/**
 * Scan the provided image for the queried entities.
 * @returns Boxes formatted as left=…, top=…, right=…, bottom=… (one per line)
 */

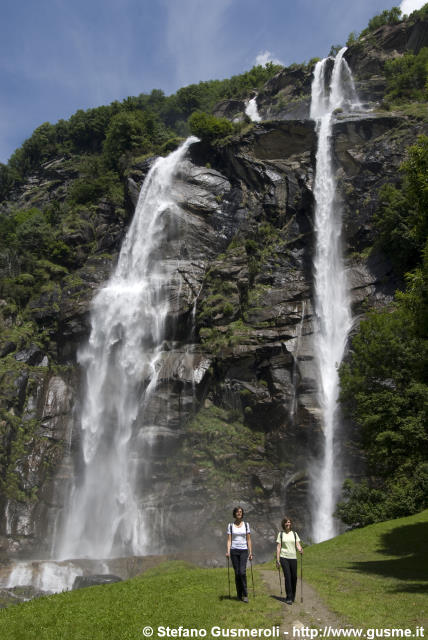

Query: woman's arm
left=276, top=542, right=281, bottom=566
left=226, top=533, right=231, bottom=557
left=297, top=540, right=303, bottom=554
left=247, top=533, right=253, bottom=560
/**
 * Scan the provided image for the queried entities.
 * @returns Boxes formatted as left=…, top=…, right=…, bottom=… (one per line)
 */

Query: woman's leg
left=230, top=551, right=241, bottom=598
left=280, top=557, right=293, bottom=601
left=289, top=559, right=298, bottom=601
left=237, top=550, right=248, bottom=597
left=230, top=550, right=248, bottom=599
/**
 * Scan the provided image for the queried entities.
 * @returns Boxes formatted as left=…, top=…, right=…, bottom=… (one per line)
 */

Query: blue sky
left=0, top=0, right=424, bottom=164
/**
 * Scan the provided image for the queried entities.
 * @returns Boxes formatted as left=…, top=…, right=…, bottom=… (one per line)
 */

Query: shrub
left=346, top=32, right=359, bottom=47
left=374, top=136, right=428, bottom=275
left=361, top=7, right=402, bottom=37
left=8, top=122, right=59, bottom=180
left=103, top=111, right=152, bottom=169
left=329, top=45, right=343, bottom=57
left=385, top=48, right=428, bottom=102
left=338, top=137, right=428, bottom=529
left=0, top=164, right=13, bottom=200
left=15, top=210, right=53, bottom=256
left=188, top=111, right=234, bottom=142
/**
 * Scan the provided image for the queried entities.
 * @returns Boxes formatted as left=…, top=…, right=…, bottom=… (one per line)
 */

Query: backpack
left=229, top=522, right=249, bottom=535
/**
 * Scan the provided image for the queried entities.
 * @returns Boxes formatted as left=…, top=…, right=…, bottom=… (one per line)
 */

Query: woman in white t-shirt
left=226, top=506, right=253, bottom=602
left=276, top=516, right=303, bottom=605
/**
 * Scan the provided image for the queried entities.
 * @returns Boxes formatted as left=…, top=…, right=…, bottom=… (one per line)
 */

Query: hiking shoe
left=285, top=598, right=292, bottom=605
left=242, top=596, right=249, bottom=603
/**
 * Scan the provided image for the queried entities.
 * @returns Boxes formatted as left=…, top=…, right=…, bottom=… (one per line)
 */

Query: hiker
left=226, top=506, right=253, bottom=602
left=276, top=516, right=303, bottom=605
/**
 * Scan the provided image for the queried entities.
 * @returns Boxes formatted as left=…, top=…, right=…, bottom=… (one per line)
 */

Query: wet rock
left=0, top=342, right=16, bottom=358
left=126, top=176, right=141, bottom=209
left=72, top=574, right=122, bottom=590
left=213, top=99, right=246, bottom=121
left=28, top=285, right=61, bottom=323
left=345, top=18, right=428, bottom=81
left=0, top=585, right=45, bottom=608
left=14, top=344, right=45, bottom=366
left=257, top=65, right=313, bottom=120
left=247, top=121, right=316, bottom=160
left=1, top=16, right=427, bottom=558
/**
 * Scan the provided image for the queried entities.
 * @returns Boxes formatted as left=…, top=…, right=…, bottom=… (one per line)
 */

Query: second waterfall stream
left=310, top=48, right=360, bottom=542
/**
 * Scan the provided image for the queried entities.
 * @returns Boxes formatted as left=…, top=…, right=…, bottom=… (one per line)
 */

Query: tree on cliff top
left=188, top=111, right=234, bottom=143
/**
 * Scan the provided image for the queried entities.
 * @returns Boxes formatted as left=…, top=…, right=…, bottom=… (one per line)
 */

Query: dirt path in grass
left=259, top=569, right=349, bottom=635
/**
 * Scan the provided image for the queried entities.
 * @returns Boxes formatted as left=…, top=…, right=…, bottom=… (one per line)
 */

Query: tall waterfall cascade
left=245, top=96, right=261, bottom=122
left=310, top=48, right=360, bottom=542
left=54, top=136, right=199, bottom=561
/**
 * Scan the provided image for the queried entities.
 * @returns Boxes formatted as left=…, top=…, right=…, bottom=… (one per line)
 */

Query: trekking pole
left=277, top=562, right=283, bottom=595
left=250, top=558, right=255, bottom=598
left=227, top=556, right=231, bottom=599
left=300, top=552, right=303, bottom=603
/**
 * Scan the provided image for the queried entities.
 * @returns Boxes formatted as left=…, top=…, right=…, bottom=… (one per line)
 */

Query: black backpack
left=229, top=522, right=249, bottom=535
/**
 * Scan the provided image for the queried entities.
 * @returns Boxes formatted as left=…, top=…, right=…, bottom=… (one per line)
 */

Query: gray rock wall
left=1, top=16, right=427, bottom=559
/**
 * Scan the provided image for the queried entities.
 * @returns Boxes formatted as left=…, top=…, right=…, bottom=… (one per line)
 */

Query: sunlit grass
left=302, top=510, right=428, bottom=627
left=0, top=561, right=282, bottom=640
left=1, top=512, right=427, bottom=638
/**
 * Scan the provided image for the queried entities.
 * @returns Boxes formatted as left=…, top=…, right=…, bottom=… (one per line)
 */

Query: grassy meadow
left=0, top=560, right=282, bottom=640
left=0, top=510, right=426, bottom=639
left=302, top=509, right=428, bottom=628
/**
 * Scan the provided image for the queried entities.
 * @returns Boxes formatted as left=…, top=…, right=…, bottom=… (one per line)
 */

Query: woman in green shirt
left=276, top=516, right=303, bottom=604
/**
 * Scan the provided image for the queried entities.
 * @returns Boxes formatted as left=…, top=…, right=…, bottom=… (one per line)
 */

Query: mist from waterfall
left=310, top=48, right=359, bottom=542
left=55, top=137, right=198, bottom=561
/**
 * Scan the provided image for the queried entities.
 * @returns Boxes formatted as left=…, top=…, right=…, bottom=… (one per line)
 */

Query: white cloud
left=255, top=50, right=284, bottom=67
left=400, top=0, right=426, bottom=15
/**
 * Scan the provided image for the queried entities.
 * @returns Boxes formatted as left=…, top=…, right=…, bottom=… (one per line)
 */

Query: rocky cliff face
left=0, top=16, right=427, bottom=562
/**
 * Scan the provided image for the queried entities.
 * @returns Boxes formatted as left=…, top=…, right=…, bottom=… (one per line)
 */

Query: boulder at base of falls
left=72, top=574, right=123, bottom=590
left=0, top=586, right=46, bottom=608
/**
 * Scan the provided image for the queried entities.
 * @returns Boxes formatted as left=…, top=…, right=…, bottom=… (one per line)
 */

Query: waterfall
left=310, top=48, right=358, bottom=542
left=245, top=96, right=261, bottom=122
left=290, top=301, right=306, bottom=422
left=6, top=561, right=82, bottom=592
left=56, top=137, right=198, bottom=560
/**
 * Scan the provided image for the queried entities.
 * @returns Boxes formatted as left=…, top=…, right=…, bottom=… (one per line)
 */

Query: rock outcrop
left=0, top=14, right=427, bottom=563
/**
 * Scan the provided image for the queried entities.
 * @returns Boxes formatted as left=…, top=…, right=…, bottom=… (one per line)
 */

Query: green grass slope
left=303, top=509, right=428, bottom=628
left=0, top=511, right=426, bottom=639
left=0, top=561, right=282, bottom=640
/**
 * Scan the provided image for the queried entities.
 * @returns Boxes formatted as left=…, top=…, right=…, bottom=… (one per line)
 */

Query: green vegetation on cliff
left=188, top=111, right=234, bottom=143
left=0, top=62, right=281, bottom=198
left=385, top=47, right=428, bottom=104
left=171, top=403, right=281, bottom=500
left=360, top=6, right=402, bottom=37
left=337, top=137, right=428, bottom=527
left=0, top=3, right=427, bottom=544
left=349, top=3, right=428, bottom=43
